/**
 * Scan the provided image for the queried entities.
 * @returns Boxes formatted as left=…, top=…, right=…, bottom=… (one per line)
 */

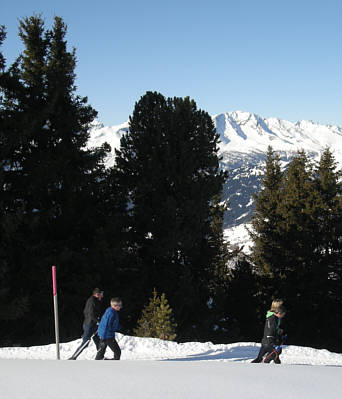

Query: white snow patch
left=224, top=223, right=252, bottom=253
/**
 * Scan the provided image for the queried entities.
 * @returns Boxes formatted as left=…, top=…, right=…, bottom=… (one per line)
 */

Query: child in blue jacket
left=95, top=297, right=123, bottom=360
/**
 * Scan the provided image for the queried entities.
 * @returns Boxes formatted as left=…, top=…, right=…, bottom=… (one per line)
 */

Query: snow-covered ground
left=1, top=335, right=342, bottom=398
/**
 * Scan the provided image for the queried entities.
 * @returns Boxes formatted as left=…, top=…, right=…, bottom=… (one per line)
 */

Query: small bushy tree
left=134, top=289, right=177, bottom=341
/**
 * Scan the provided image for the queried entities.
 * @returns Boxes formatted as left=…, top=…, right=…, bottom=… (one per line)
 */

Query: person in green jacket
left=251, top=300, right=286, bottom=364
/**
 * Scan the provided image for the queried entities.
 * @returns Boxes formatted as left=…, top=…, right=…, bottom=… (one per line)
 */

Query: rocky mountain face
left=88, top=111, right=342, bottom=230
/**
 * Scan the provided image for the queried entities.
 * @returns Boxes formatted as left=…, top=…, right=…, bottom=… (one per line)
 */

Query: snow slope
left=1, top=335, right=342, bottom=399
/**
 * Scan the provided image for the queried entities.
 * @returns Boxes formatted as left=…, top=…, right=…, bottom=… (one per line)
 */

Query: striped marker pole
left=52, top=266, right=60, bottom=360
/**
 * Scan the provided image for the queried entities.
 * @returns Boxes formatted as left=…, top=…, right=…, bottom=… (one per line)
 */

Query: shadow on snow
left=161, top=345, right=258, bottom=362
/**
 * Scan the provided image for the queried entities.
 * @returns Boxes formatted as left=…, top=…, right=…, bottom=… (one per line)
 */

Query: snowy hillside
left=87, top=111, right=342, bottom=244
left=1, top=335, right=342, bottom=399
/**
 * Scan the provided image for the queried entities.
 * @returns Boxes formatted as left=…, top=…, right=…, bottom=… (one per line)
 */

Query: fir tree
left=115, top=92, right=228, bottom=340
left=204, top=193, right=236, bottom=342
left=311, top=148, right=342, bottom=350
left=134, top=288, right=177, bottom=341
left=0, top=26, right=31, bottom=334
left=314, top=148, right=342, bottom=265
left=0, top=16, right=111, bottom=344
left=277, top=151, right=317, bottom=278
left=249, top=146, right=284, bottom=277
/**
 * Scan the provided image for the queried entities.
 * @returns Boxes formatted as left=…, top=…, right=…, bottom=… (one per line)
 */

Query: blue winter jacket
left=97, top=306, right=120, bottom=339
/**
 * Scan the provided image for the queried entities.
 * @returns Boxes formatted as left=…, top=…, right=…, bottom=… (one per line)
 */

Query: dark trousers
left=70, top=323, right=99, bottom=360
left=95, top=338, right=121, bottom=360
left=251, top=344, right=281, bottom=364
left=81, top=323, right=100, bottom=348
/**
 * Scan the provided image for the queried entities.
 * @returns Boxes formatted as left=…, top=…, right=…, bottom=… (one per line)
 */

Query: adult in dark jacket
left=69, top=288, right=104, bottom=360
left=95, top=297, right=122, bottom=360
left=251, top=305, right=286, bottom=363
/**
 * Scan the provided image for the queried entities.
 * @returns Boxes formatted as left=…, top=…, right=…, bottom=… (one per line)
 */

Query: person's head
left=110, top=297, right=123, bottom=311
left=270, top=299, right=284, bottom=313
left=274, top=305, right=286, bottom=318
left=93, top=288, right=104, bottom=300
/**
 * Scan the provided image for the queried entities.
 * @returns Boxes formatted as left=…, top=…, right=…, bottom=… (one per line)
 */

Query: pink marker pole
left=52, top=266, right=60, bottom=359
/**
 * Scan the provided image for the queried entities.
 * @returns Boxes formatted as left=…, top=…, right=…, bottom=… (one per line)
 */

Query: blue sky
left=1, top=0, right=341, bottom=126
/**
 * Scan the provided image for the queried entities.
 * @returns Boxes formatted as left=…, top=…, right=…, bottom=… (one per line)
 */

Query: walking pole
left=52, top=265, right=60, bottom=360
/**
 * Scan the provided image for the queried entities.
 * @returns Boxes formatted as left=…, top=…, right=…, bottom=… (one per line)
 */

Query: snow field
left=1, top=335, right=342, bottom=399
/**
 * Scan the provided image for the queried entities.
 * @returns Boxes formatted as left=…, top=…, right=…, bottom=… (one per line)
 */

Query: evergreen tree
left=249, top=146, right=284, bottom=278
left=314, top=148, right=342, bottom=268
left=277, top=151, right=317, bottom=278
left=204, top=193, right=236, bottom=342
left=256, top=151, right=317, bottom=345
left=0, top=16, right=111, bottom=345
left=115, top=92, right=228, bottom=340
left=311, top=148, right=342, bottom=350
left=134, top=288, right=177, bottom=340
left=0, top=26, right=31, bottom=335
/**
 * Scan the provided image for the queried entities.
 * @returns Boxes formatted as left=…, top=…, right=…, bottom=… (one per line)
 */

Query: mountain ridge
left=88, top=111, right=342, bottom=230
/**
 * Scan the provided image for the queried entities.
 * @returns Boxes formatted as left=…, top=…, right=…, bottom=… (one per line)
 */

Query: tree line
left=1, top=16, right=341, bottom=352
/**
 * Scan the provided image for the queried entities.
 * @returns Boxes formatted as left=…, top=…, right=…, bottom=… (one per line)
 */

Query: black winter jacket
left=261, top=312, right=282, bottom=347
left=83, top=295, right=102, bottom=325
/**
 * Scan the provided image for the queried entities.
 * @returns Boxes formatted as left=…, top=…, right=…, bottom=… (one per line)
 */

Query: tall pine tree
left=114, top=92, right=228, bottom=340
left=0, top=25, right=31, bottom=338
left=0, top=16, right=111, bottom=344
left=249, top=146, right=284, bottom=278
left=311, top=148, right=342, bottom=350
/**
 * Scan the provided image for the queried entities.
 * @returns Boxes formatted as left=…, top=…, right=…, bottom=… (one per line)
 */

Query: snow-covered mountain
left=88, top=111, right=342, bottom=235
left=215, top=111, right=342, bottom=228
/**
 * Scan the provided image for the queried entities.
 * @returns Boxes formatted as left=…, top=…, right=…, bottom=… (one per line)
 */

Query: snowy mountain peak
left=89, top=111, right=342, bottom=167
left=213, top=111, right=342, bottom=165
